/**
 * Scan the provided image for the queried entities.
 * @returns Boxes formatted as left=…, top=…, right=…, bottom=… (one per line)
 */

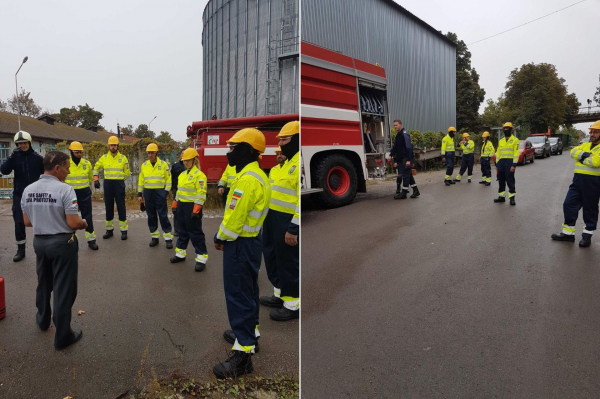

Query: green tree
left=445, top=32, right=486, bottom=132
left=120, top=124, right=134, bottom=136
left=133, top=124, right=155, bottom=139
left=57, top=106, right=80, bottom=126
left=0, top=99, right=7, bottom=112
left=56, top=103, right=104, bottom=129
left=481, top=97, right=511, bottom=128
left=504, top=63, right=579, bottom=133
left=593, top=75, right=600, bottom=107
left=156, top=131, right=172, bottom=143
left=7, top=89, right=42, bottom=117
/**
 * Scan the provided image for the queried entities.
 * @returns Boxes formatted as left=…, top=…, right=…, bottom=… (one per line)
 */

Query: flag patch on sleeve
left=232, top=189, right=243, bottom=199
left=72, top=199, right=78, bottom=205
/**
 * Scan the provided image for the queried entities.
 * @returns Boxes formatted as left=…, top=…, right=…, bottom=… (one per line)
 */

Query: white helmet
left=14, top=131, right=32, bottom=144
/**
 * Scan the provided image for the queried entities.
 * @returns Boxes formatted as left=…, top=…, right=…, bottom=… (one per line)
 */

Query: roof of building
left=0, top=112, right=134, bottom=144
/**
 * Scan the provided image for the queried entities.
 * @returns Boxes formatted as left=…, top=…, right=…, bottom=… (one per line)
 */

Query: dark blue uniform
left=390, top=128, right=416, bottom=193
left=0, top=147, right=44, bottom=244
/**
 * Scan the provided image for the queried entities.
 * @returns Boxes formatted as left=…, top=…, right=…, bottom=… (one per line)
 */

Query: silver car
left=526, top=136, right=551, bottom=158
left=549, top=137, right=563, bottom=155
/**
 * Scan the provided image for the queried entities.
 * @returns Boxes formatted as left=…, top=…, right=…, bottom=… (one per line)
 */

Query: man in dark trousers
left=21, top=151, right=88, bottom=350
left=388, top=120, right=419, bottom=199
left=0, top=131, right=44, bottom=262
left=170, top=148, right=186, bottom=236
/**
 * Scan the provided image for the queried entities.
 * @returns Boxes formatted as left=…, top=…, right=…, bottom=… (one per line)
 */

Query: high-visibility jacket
left=93, top=152, right=130, bottom=180
left=218, top=164, right=237, bottom=188
left=460, top=139, right=475, bottom=155
left=137, top=157, right=171, bottom=192
left=269, top=164, right=282, bottom=185
left=270, top=152, right=299, bottom=229
left=496, top=136, right=520, bottom=165
left=441, top=135, right=455, bottom=155
left=570, top=142, right=600, bottom=176
left=217, top=161, right=271, bottom=241
left=66, top=158, right=93, bottom=190
left=481, top=141, right=495, bottom=157
left=175, top=165, right=207, bottom=205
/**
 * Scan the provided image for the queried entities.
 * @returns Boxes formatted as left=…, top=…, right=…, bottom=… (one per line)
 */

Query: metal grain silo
left=302, top=0, right=456, bottom=132
left=202, top=0, right=299, bottom=120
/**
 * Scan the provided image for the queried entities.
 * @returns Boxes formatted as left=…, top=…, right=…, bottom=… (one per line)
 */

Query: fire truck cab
left=186, top=114, right=299, bottom=183
left=301, top=41, right=391, bottom=208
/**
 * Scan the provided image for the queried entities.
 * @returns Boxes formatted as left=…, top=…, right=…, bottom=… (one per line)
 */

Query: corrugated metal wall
left=202, top=0, right=299, bottom=120
left=301, top=0, right=456, bottom=132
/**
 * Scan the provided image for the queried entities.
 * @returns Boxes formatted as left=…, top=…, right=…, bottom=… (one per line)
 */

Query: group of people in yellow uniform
left=64, top=121, right=300, bottom=379
left=441, top=120, right=600, bottom=247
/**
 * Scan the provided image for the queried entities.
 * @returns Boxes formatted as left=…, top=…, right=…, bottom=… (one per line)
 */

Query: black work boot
left=88, top=240, right=99, bottom=250
left=121, top=231, right=128, bottom=240
left=195, top=261, right=206, bottom=272
left=259, top=295, right=284, bottom=308
left=213, top=351, right=254, bottom=379
left=410, top=187, right=420, bottom=198
left=493, top=196, right=506, bottom=203
left=395, top=183, right=401, bottom=194
left=13, top=244, right=25, bottom=262
left=579, top=233, right=592, bottom=248
left=270, top=307, right=300, bottom=321
left=479, top=180, right=486, bottom=184
left=453, top=178, right=461, bottom=182
left=468, top=178, right=472, bottom=183
left=149, top=238, right=159, bottom=247
left=223, top=330, right=259, bottom=353
left=55, top=329, right=83, bottom=350
left=485, top=182, right=491, bottom=186
left=445, top=180, right=451, bottom=186
left=449, top=180, right=456, bottom=184
left=394, top=189, right=408, bottom=200
left=103, top=230, right=114, bottom=239
left=510, top=197, right=516, bottom=206
left=166, top=240, right=173, bottom=249
left=170, top=256, right=186, bottom=264
left=551, top=233, right=575, bottom=242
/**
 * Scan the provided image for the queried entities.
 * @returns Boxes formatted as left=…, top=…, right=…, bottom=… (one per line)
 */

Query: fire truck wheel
left=313, top=154, right=358, bottom=208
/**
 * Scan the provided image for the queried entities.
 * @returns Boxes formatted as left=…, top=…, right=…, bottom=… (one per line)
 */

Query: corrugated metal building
left=202, top=0, right=299, bottom=120
left=301, top=0, right=456, bottom=132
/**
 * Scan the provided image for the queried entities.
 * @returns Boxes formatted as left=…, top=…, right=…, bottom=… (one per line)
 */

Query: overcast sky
left=394, top=0, right=600, bottom=133
left=1, top=0, right=210, bottom=141
left=2, top=0, right=598, bottom=141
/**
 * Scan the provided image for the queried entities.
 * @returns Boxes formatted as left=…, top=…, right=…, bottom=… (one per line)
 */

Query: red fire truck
left=186, top=113, right=298, bottom=183
left=301, top=41, right=391, bottom=208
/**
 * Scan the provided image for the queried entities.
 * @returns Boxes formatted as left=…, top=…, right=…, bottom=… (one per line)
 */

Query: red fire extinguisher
left=0, top=276, right=5, bottom=320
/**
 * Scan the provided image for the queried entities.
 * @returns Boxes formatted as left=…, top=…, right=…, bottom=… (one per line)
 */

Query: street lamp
left=15, top=56, right=28, bottom=132
left=148, top=116, right=157, bottom=132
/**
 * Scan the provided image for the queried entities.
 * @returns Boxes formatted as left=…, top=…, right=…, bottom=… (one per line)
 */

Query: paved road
left=301, top=153, right=600, bottom=398
left=0, top=214, right=298, bottom=398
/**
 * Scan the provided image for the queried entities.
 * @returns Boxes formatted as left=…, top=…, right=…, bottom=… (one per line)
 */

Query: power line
left=468, top=0, right=587, bottom=46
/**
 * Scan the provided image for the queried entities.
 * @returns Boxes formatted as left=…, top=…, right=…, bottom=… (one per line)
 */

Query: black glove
left=191, top=212, right=200, bottom=220
left=94, top=180, right=101, bottom=189
left=140, top=202, right=146, bottom=212
left=581, top=152, right=591, bottom=161
left=214, top=232, right=225, bottom=244
left=10, top=148, right=21, bottom=158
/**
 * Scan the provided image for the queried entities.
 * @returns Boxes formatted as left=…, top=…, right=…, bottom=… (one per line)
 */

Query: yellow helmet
left=227, top=128, right=266, bottom=153
left=275, top=146, right=282, bottom=153
left=181, top=148, right=199, bottom=161
left=589, top=121, right=600, bottom=130
left=503, top=122, right=514, bottom=129
left=448, top=127, right=457, bottom=133
left=69, top=141, right=84, bottom=151
left=146, top=143, right=159, bottom=152
left=108, top=136, right=119, bottom=145
left=482, top=131, right=490, bottom=138
left=462, top=133, right=470, bottom=138
left=277, top=121, right=299, bottom=138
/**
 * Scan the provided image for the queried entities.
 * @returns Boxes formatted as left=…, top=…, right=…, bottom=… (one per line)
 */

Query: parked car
left=492, top=140, right=534, bottom=165
left=526, top=136, right=551, bottom=158
left=549, top=137, right=563, bottom=155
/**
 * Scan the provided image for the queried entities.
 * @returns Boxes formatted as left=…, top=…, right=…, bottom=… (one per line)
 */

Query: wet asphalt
left=301, top=152, right=600, bottom=398
left=0, top=214, right=298, bottom=398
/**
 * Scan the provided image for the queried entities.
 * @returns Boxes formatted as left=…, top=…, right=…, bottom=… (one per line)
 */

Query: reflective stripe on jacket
left=218, top=164, right=237, bottom=188
left=441, top=135, right=455, bottom=155
left=175, top=165, right=207, bottom=205
left=571, top=142, right=600, bottom=176
left=93, top=152, right=130, bottom=180
left=481, top=141, right=495, bottom=157
left=269, top=164, right=282, bottom=185
left=66, top=158, right=93, bottom=190
left=217, top=161, right=271, bottom=241
left=269, top=152, right=299, bottom=216
left=460, top=140, right=475, bottom=155
left=138, top=157, right=171, bottom=191
left=496, top=136, right=520, bottom=164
